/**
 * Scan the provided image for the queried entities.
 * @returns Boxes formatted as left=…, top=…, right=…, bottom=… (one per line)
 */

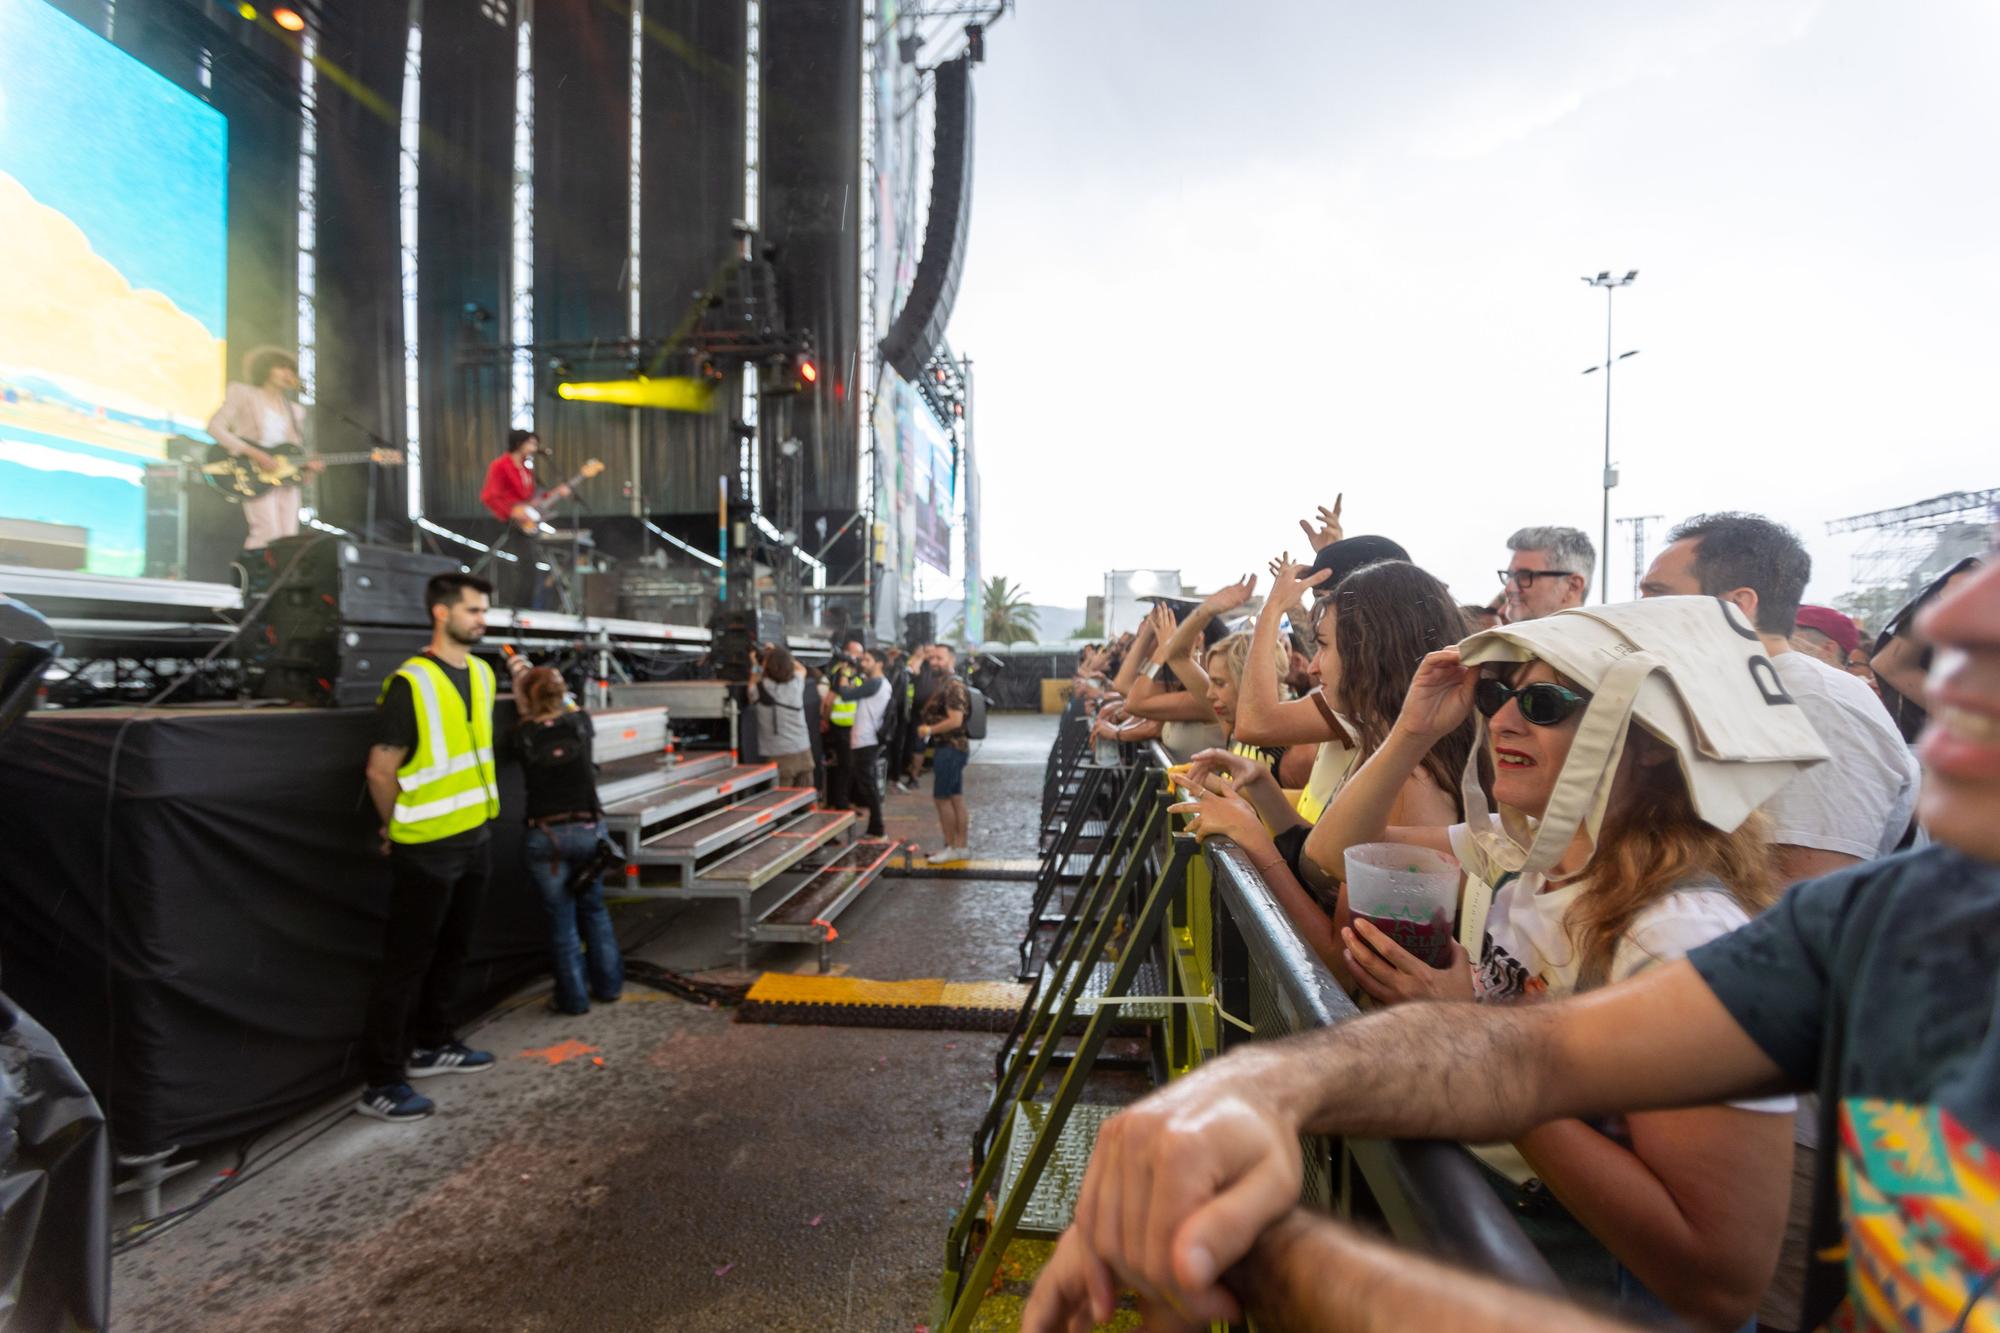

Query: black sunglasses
left=1474, top=678, right=1585, bottom=726
left=1497, top=568, right=1576, bottom=589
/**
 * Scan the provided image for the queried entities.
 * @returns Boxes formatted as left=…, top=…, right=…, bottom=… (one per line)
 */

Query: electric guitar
left=200, top=441, right=404, bottom=501
left=510, top=459, right=605, bottom=533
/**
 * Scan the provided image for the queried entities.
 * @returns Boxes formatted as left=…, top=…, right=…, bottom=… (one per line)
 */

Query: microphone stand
left=326, top=408, right=398, bottom=547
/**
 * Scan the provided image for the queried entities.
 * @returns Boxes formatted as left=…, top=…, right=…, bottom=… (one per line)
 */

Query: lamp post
left=1581, top=269, right=1639, bottom=604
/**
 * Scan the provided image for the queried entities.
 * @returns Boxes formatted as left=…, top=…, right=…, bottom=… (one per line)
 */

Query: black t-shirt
left=502, top=711, right=599, bottom=819
left=1686, top=846, right=2000, bottom=1330
left=373, top=652, right=475, bottom=751
left=372, top=653, right=489, bottom=847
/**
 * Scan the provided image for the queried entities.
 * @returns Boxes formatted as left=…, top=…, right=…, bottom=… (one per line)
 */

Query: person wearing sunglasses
left=1303, top=636, right=1792, bottom=1328
left=1501, top=525, right=1595, bottom=622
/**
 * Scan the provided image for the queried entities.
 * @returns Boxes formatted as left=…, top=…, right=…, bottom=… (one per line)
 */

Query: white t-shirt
left=1446, top=823, right=1795, bottom=1181
left=851, top=681, right=894, bottom=748
left=1761, top=650, right=1919, bottom=861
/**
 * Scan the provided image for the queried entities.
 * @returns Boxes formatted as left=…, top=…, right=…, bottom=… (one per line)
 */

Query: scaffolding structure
left=1825, top=488, right=1998, bottom=622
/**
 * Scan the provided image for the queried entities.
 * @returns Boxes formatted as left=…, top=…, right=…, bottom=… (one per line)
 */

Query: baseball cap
left=1792, top=605, right=1859, bottom=658
left=1309, top=535, right=1411, bottom=589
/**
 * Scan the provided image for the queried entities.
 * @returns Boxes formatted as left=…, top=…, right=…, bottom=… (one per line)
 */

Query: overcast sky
left=945, top=0, right=2000, bottom=620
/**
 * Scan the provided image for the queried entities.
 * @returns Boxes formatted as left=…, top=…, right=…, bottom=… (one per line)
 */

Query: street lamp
left=1580, top=269, right=1639, bottom=603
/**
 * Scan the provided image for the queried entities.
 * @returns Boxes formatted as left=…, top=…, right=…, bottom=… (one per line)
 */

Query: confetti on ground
left=713, top=1263, right=735, bottom=1278
left=807, top=1215, right=822, bottom=1227
left=590, top=1056, right=605, bottom=1067
left=517, top=1039, right=602, bottom=1066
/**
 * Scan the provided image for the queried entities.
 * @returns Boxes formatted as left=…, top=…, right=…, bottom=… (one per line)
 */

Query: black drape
left=636, top=0, right=745, bottom=515
left=312, top=0, right=410, bottom=534
left=416, top=3, right=517, bottom=521
left=762, top=0, right=861, bottom=515
left=531, top=0, right=634, bottom=512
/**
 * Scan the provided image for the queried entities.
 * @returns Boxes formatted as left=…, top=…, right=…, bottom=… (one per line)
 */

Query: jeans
left=363, top=835, right=490, bottom=1087
left=524, top=820, right=624, bottom=1013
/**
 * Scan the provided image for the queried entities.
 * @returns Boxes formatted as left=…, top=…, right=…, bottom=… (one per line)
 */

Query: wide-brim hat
left=1452, top=596, right=1829, bottom=884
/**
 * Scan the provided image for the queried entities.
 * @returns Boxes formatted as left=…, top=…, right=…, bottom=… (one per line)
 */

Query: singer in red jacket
left=482, top=429, right=566, bottom=609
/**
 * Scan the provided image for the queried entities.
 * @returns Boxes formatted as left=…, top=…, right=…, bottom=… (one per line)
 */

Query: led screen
left=0, top=0, right=228, bottom=576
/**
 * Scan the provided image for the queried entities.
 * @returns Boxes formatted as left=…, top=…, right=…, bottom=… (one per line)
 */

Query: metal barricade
left=938, top=738, right=1556, bottom=1329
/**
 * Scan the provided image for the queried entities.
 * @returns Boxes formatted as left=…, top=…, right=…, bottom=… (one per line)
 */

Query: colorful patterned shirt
left=1688, top=846, right=2000, bottom=1331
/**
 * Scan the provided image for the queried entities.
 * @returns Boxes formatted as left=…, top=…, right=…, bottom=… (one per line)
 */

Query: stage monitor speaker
left=879, top=55, right=974, bottom=381
left=904, top=611, right=935, bottom=649
left=257, top=625, right=433, bottom=708
left=261, top=536, right=462, bottom=628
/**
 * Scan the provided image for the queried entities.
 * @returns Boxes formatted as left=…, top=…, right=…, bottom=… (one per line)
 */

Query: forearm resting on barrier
left=1301, top=729, right=1450, bottom=886
left=1228, top=1208, right=1643, bottom=1333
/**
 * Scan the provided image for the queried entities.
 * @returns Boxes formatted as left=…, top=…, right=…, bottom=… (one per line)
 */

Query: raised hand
left=1198, top=574, right=1258, bottom=618
left=1297, top=494, right=1344, bottom=552
left=1266, top=555, right=1331, bottom=618
left=1145, top=602, right=1180, bottom=649
left=1394, top=648, right=1479, bottom=743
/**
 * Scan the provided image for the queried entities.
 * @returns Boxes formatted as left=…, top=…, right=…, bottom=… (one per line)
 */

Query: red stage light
left=273, top=6, right=305, bottom=30
left=799, top=360, right=818, bottom=384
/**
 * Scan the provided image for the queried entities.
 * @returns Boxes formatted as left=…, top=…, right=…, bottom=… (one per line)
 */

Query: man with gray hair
left=1500, top=525, right=1595, bottom=621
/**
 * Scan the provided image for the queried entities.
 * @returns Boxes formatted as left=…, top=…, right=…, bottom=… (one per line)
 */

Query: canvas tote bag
left=1450, top=596, right=1830, bottom=950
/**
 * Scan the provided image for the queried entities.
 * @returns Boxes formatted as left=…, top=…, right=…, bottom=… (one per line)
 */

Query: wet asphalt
left=111, top=713, right=1060, bottom=1332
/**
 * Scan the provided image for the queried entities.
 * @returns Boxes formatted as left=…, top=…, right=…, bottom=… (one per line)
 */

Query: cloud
left=0, top=169, right=224, bottom=427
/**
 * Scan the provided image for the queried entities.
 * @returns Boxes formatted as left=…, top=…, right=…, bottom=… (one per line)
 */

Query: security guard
left=358, top=572, right=506, bottom=1122
left=823, top=638, right=866, bottom=810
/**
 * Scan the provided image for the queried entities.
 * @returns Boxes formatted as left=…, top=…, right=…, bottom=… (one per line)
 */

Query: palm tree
left=950, top=575, right=1041, bottom=644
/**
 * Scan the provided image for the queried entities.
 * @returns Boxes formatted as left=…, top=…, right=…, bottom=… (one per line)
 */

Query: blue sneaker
left=355, top=1082, right=434, bottom=1122
left=407, top=1039, right=496, bottom=1077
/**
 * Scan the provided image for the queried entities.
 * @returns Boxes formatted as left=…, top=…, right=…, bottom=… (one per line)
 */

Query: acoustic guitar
left=200, top=442, right=404, bottom=501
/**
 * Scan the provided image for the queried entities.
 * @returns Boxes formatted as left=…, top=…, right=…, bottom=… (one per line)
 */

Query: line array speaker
left=879, top=55, right=974, bottom=381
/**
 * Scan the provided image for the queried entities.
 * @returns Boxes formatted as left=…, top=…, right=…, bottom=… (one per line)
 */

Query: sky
left=946, top=0, right=2000, bottom=619
left=0, top=0, right=228, bottom=335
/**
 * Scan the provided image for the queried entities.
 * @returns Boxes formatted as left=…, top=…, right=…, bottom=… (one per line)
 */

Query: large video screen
left=0, top=0, right=228, bottom=577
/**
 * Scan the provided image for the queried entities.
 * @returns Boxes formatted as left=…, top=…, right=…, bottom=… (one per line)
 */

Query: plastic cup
left=1343, top=842, right=1461, bottom=969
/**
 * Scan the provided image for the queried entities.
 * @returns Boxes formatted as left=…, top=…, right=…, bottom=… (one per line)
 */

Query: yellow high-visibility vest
left=380, top=655, right=499, bottom=844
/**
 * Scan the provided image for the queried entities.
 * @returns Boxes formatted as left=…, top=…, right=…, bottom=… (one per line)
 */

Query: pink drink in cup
left=1342, top=842, right=1461, bottom=969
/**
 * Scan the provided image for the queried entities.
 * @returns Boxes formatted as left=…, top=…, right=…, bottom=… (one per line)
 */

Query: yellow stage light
left=237, top=1, right=257, bottom=18
left=553, top=376, right=718, bottom=412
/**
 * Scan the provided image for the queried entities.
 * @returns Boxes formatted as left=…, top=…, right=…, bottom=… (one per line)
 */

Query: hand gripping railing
left=1201, top=842, right=1562, bottom=1293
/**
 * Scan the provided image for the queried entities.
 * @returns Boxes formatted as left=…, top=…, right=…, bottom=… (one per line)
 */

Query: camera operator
left=503, top=663, right=623, bottom=1016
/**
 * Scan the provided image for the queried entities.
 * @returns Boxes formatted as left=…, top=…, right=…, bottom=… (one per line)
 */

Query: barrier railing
left=936, top=733, right=1556, bottom=1329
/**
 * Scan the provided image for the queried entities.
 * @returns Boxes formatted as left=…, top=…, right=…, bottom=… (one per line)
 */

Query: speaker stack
left=253, top=537, right=462, bottom=706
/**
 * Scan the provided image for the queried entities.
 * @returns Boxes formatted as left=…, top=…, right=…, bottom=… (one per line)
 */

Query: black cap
left=1309, top=535, right=1410, bottom=590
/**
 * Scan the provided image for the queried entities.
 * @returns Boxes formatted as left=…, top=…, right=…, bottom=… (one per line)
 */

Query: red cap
left=1793, top=605, right=1859, bottom=658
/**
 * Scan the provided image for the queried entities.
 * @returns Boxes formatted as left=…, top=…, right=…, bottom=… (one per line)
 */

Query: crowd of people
left=1030, top=501, right=1995, bottom=1333
left=750, top=636, right=977, bottom=863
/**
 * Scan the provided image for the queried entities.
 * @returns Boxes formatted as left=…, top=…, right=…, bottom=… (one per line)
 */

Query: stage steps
left=699, top=809, right=856, bottom=887
left=750, top=838, right=902, bottom=970
left=594, top=743, right=899, bottom=971
left=588, top=705, right=669, bottom=765
left=634, top=786, right=818, bottom=864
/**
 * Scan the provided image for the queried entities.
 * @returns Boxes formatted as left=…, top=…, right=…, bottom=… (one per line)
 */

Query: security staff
left=357, top=572, right=506, bottom=1122
left=823, top=638, right=865, bottom=810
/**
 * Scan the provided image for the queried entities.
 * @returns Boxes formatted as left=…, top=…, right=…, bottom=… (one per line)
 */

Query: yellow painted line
left=743, top=972, right=1028, bottom=1010
left=885, top=852, right=1043, bottom=874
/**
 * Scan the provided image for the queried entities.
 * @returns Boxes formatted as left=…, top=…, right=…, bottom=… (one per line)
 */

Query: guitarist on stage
left=205, top=346, right=320, bottom=594
left=480, top=429, right=569, bottom=610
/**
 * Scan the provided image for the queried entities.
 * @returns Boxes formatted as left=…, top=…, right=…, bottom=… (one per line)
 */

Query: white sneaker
left=953, top=846, right=972, bottom=861
left=926, top=847, right=961, bottom=865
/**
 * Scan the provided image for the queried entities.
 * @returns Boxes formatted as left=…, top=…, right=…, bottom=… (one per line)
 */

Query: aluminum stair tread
left=602, top=763, right=776, bottom=822
left=997, top=1102, right=1119, bottom=1237
left=758, top=839, right=899, bottom=928
left=1031, top=960, right=1167, bottom=1021
left=698, top=810, right=855, bottom=882
left=640, top=786, right=817, bottom=852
